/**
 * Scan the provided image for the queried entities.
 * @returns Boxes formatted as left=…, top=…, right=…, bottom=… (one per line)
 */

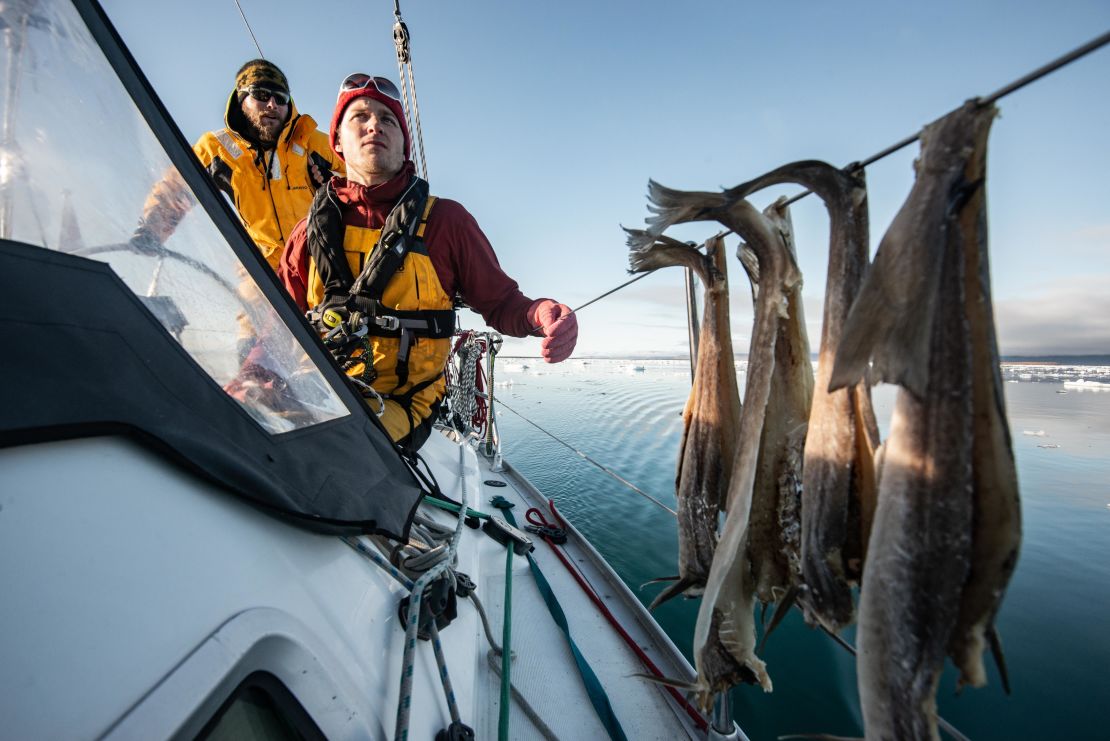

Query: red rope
left=527, top=501, right=709, bottom=732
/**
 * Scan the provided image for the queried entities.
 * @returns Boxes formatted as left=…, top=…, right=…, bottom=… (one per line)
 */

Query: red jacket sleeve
left=424, top=199, right=539, bottom=337
left=279, top=217, right=311, bottom=312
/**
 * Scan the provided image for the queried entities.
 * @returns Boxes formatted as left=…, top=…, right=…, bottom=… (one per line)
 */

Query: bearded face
left=239, top=90, right=289, bottom=147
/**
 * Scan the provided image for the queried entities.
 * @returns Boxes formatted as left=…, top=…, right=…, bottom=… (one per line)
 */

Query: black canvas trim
left=0, top=239, right=421, bottom=537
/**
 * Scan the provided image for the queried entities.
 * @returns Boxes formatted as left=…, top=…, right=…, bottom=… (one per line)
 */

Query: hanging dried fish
left=728, top=160, right=880, bottom=631
left=830, top=100, right=1019, bottom=740
left=624, top=232, right=741, bottom=608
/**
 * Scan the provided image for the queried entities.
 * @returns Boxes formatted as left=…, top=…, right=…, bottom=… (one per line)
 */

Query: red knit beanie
left=329, top=86, right=411, bottom=161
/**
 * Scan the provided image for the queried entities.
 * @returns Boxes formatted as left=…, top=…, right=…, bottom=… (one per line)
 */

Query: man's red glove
left=529, top=299, right=578, bottom=363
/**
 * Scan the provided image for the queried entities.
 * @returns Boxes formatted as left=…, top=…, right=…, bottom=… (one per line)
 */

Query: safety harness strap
left=350, top=177, right=430, bottom=302
left=306, top=180, right=356, bottom=311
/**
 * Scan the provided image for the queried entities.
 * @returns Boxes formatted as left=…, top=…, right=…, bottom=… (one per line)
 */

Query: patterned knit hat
left=235, top=59, right=289, bottom=95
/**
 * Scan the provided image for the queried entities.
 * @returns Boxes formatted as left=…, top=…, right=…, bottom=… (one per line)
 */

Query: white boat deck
left=0, top=428, right=707, bottom=739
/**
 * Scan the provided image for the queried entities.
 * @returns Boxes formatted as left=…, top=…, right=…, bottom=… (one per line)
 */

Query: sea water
left=494, top=359, right=1110, bottom=740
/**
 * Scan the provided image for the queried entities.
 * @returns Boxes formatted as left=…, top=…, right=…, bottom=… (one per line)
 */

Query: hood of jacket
left=223, top=88, right=313, bottom=152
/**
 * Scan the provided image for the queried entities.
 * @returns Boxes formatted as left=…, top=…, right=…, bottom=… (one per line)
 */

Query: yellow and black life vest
left=305, top=177, right=456, bottom=443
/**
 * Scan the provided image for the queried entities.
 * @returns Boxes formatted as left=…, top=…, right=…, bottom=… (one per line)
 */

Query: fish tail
left=643, top=179, right=732, bottom=236
left=758, top=585, right=800, bottom=652
left=625, top=230, right=712, bottom=282
left=648, top=576, right=701, bottom=611
left=988, top=625, right=1012, bottom=695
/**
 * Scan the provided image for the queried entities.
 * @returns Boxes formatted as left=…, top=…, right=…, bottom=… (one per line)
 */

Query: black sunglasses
left=240, top=86, right=290, bottom=106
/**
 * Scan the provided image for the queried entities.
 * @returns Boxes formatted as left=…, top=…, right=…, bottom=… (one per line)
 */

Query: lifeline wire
left=556, top=28, right=1110, bottom=319
left=495, top=398, right=678, bottom=517
left=232, top=0, right=265, bottom=58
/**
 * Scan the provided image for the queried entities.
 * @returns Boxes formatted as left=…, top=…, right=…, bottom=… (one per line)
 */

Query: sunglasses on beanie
left=337, top=74, right=402, bottom=102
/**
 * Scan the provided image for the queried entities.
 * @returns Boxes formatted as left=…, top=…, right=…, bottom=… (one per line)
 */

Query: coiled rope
left=391, top=443, right=469, bottom=741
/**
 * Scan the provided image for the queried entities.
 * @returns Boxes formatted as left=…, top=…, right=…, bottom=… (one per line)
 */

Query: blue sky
left=102, top=0, right=1110, bottom=357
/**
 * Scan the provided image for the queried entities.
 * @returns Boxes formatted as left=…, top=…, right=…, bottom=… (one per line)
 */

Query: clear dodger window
left=0, top=0, right=348, bottom=433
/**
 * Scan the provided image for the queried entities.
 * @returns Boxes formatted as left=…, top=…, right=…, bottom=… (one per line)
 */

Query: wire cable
left=232, top=0, right=265, bottom=58
left=558, top=29, right=1110, bottom=318
left=495, top=398, right=677, bottom=517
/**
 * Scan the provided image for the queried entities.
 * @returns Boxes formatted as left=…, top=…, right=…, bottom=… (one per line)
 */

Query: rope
left=422, top=494, right=492, bottom=520
left=341, top=535, right=415, bottom=590
left=495, top=398, right=678, bottom=517
left=393, top=444, right=470, bottom=741
left=498, top=520, right=514, bottom=741
left=486, top=650, right=562, bottom=741
left=231, top=0, right=265, bottom=58
left=533, top=502, right=710, bottom=732
left=493, top=498, right=629, bottom=741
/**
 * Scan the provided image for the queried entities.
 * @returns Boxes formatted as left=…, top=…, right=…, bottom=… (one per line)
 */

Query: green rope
left=422, top=495, right=492, bottom=520
left=490, top=497, right=628, bottom=741
left=499, top=529, right=514, bottom=741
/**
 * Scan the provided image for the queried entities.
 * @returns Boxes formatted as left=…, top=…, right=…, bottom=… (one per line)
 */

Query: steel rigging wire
left=539, top=28, right=1110, bottom=331
left=232, top=0, right=264, bottom=58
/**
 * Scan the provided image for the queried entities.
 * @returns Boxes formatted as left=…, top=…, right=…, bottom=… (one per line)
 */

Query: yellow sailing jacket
left=193, top=95, right=345, bottom=269
left=140, top=95, right=345, bottom=271
left=306, top=198, right=454, bottom=442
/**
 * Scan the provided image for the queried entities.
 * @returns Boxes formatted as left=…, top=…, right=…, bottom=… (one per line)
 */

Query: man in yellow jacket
left=133, top=59, right=345, bottom=271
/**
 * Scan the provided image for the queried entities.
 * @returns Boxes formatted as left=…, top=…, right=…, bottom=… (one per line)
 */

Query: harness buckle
left=375, top=314, right=401, bottom=332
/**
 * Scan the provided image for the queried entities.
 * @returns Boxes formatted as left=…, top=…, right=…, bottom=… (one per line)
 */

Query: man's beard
left=243, top=108, right=286, bottom=147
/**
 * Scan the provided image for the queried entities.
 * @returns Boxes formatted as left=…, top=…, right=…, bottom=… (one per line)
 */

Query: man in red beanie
left=280, top=74, right=577, bottom=451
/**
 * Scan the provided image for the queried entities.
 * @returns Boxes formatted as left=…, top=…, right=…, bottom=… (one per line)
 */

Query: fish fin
left=758, top=585, right=799, bottom=653
left=644, top=179, right=731, bottom=236
left=648, top=577, right=698, bottom=611
left=988, top=625, right=1012, bottom=695
left=737, top=242, right=759, bottom=285
left=640, top=575, right=679, bottom=589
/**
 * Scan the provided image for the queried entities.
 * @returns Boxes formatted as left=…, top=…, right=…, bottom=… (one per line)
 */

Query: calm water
left=494, top=359, right=1110, bottom=740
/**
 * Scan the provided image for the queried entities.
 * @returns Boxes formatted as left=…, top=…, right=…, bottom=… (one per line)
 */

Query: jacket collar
left=333, top=160, right=418, bottom=213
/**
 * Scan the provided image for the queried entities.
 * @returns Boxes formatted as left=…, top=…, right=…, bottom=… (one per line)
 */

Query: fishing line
left=232, top=0, right=265, bottom=59
left=494, top=397, right=678, bottom=517
left=553, top=28, right=1110, bottom=320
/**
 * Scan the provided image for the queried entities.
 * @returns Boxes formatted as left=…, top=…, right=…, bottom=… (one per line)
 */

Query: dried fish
left=737, top=204, right=814, bottom=608
left=632, top=181, right=802, bottom=705
left=624, top=232, right=742, bottom=608
left=947, top=107, right=1022, bottom=695
left=729, top=160, right=879, bottom=631
left=831, top=100, right=1016, bottom=740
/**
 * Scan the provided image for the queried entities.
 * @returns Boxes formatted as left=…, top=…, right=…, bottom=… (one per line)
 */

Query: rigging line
left=527, top=230, right=728, bottom=333
left=494, top=397, right=678, bottom=517
left=780, top=27, right=1110, bottom=208
left=232, top=0, right=265, bottom=59
left=551, top=28, right=1110, bottom=318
